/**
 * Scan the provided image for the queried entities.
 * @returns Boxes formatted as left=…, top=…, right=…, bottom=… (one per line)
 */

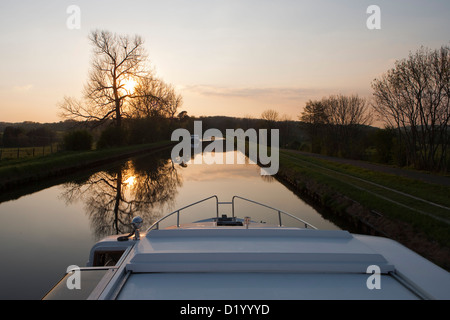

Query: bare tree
left=261, top=109, right=280, bottom=123
left=299, top=100, right=329, bottom=153
left=299, top=94, right=372, bottom=157
left=129, top=77, right=165, bottom=118
left=300, top=99, right=329, bottom=125
left=326, top=94, right=372, bottom=158
left=129, top=77, right=183, bottom=121
left=60, top=30, right=151, bottom=127
left=163, top=84, right=184, bottom=120
left=326, top=94, right=372, bottom=128
left=372, top=45, right=450, bottom=171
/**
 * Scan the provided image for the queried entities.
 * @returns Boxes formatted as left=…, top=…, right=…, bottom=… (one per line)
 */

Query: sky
left=0, top=0, right=449, bottom=124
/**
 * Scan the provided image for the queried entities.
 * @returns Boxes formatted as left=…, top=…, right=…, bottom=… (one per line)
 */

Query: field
left=0, top=144, right=61, bottom=160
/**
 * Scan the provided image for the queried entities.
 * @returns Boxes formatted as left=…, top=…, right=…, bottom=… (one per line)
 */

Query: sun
left=122, top=77, right=138, bottom=94
left=124, top=175, right=136, bottom=187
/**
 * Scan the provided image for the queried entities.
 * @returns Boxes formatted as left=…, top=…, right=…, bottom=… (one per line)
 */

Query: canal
left=0, top=147, right=339, bottom=299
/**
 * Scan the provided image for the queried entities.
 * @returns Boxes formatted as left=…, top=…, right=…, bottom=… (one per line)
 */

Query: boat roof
left=96, top=226, right=450, bottom=300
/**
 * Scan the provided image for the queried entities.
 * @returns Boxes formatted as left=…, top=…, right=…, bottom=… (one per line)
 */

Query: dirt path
left=282, top=149, right=450, bottom=187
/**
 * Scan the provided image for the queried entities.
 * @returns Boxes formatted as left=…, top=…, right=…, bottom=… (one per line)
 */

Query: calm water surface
left=0, top=148, right=338, bottom=299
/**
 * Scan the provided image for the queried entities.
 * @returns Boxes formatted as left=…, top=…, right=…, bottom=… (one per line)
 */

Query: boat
left=43, top=195, right=450, bottom=300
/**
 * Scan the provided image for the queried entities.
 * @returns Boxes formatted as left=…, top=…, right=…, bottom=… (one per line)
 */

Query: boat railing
left=147, top=195, right=219, bottom=232
left=146, top=195, right=317, bottom=232
left=231, top=195, right=317, bottom=229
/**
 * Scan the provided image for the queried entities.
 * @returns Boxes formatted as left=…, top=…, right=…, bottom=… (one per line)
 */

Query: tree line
left=299, top=94, right=372, bottom=159
left=54, top=30, right=450, bottom=173
left=1, top=126, right=56, bottom=148
left=299, top=45, right=449, bottom=172
left=2, top=29, right=448, bottom=173
left=372, top=46, right=450, bottom=172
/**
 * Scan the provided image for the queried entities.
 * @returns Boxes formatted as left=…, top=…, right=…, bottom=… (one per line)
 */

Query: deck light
left=132, top=216, right=143, bottom=240
left=244, top=216, right=251, bottom=229
left=117, top=216, right=143, bottom=241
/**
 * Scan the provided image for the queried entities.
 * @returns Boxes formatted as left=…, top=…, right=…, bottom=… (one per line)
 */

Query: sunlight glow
left=122, top=78, right=138, bottom=95
left=124, top=176, right=136, bottom=187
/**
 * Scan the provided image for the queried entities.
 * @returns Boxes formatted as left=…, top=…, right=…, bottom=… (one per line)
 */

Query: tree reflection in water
left=60, top=151, right=182, bottom=240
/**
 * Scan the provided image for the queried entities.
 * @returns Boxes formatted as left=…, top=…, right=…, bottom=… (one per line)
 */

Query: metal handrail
left=146, top=195, right=219, bottom=232
left=146, top=195, right=317, bottom=232
left=232, top=196, right=317, bottom=229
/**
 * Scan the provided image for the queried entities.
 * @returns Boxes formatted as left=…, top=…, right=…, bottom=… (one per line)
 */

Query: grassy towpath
left=284, top=150, right=450, bottom=187
left=277, top=149, right=450, bottom=270
left=0, top=141, right=175, bottom=192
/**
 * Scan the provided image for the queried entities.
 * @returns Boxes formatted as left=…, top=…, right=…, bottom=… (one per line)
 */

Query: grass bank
left=277, top=149, right=450, bottom=270
left=0, top=140, right=175, bottom=192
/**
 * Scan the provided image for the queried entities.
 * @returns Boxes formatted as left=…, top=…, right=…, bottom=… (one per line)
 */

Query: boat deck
left=44, top=224, right=450, bottom=300
left=87, top=227, right=450, bottom=300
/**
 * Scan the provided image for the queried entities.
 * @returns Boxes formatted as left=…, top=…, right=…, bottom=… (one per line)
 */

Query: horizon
left=0, top=0, right=449, bottom=124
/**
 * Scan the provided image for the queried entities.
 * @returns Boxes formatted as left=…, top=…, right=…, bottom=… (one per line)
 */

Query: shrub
left=97, top=126, right=128, bottom=149
left=63, top=130, right=93, bottom=151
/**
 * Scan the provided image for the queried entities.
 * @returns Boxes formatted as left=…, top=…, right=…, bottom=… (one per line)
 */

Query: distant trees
left=259, top=109, right=299, bottom=148
left=177, top=111, right=189, bottom=121
left=2, top=126, right=55, bottom=148
left=300, top=94, right=372, bottom=158
left=261, top=109, right=280, bottom=125
left=372, top=45, right=450, bottom=171
left=26, top=127, right=56, bottom=147
left=2, top=127, right=28, bottom=147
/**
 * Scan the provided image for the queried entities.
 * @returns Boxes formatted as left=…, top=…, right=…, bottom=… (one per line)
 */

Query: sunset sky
left=0, top=0, right=449, bottom=124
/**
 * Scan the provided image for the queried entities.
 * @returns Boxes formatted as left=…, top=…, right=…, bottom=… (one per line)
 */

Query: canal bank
left=276, top=150, right=450, bottom=270
left=0, top=141, right=176, bottom=193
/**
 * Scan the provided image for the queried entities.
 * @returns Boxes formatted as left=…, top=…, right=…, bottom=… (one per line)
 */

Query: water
left=0, top=148, right=338, bottom=299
